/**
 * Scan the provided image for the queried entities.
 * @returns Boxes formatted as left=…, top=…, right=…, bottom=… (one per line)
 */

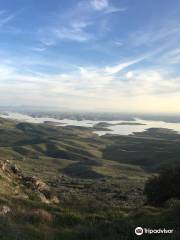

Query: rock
left=23, top=176, right=50, bottom=194
left=33, top=177, right=48, bottom=190
left=21, top=175, right=58, bottom=203
left=0, top=160, right=58, bottom=204
left=21, top=177, right=35, bottom=189
left=1, top=161, right=10, bottom=172
left=0, top=205, right=11, bottom=215
left=0, top=160, right=22, bottom=176
left=38, top=192, right=50, bottom=204
left=51, top=196, right=60, bottom=204
left=10, top=164, right=20, bottom=174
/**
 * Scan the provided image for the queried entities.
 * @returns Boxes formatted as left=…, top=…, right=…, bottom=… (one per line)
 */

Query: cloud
left=0, top=55, right=171, bottom=97
left=53, top=20, right=94, bottom=42
left=126, top=71, right=133, bottom=79
left=0, top=56, right=180, bottom=113
left=104, top=6, right=127, bottom=14
left=40, top=38, right=56, bottom=47
left=90, top=0, right=109, bottom=10
left=38, top=0, right=125, bottom=46
left=90, top=0, right=126, bottom=13
left=121, top=70, right=180, bottom=96
left=112, top=40, right=123, bottom=47
left=129, top=23, right=180, bottom=48
left=104, top=57, right=145, bottom=74
left=0, top=10, right=15, bottom=27
left=0, top=65, right=15, bottom=78
left=0, top=0, right=179, bottom=113
left=39, top=5, right=95, bottom=44
left=30, top=47, right=47, bottom=52
left=157, top=48, right=180, bottom=66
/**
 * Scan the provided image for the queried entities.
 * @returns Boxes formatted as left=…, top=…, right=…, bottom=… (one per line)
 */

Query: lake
left=1, top=112, right=180, bottom=136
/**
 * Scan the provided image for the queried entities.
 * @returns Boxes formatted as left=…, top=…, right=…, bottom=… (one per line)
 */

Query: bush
left=144, top=167, right=180, bottom=206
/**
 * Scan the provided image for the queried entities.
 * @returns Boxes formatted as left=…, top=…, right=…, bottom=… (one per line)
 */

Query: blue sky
left=0, top=0, right=180, bottom=113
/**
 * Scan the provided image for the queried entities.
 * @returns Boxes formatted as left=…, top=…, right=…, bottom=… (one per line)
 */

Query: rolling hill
left=0, top=117, right=180, bottom=239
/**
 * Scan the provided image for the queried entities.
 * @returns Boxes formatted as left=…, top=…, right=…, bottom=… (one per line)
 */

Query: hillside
left=0, top=117, right=180, bottom=239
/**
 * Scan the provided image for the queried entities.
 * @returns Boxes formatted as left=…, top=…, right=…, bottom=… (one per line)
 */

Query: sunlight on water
left=1, top=112, right=180, bottom=136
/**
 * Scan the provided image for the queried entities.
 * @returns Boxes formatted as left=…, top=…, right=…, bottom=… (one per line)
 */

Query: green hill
left=0, top=117, right=179, bottom=239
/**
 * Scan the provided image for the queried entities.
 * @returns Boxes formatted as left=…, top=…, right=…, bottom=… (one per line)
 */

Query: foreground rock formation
left=0, top=160, right=59, bottom=204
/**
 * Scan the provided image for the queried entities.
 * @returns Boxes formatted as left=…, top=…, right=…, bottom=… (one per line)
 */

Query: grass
left=0, top=117, right=180, bottom=239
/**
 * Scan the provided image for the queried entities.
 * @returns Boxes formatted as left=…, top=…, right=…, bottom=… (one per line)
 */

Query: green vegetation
left=103, top=129, right=180, bottom=171
left=144, top=167, right=180, bottom=206
left=0, top=117, right=179, bottom=239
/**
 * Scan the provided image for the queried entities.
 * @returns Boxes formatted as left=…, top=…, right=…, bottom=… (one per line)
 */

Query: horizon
left=0, top=0, right=180, bottom=113
left=1, top=105, right=180, bottom=118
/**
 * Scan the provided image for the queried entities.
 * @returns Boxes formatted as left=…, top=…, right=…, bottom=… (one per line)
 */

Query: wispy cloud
left=0, top=54, right=180, bottom=112
left=104, top=57, right=145, bottom=74
left=90, top=0, right=126, bottom=13
left=90, top=0, right=109, bottom=10
left=0, top=10, right=15, bottom=27
left=38, top=0, right=126, bottom=46
left=39, top=5, right=95, bottom=44
left=156, top=47, right=180, bottom=66
left=129, top=24, right=180, bottom=48
left=104, top=6, right=127, bottom=14
left=30, top=47, right=47, bottom=52
left=0, top=0, right=179, bottom=113
left=52, top=20, right=94, bottom=42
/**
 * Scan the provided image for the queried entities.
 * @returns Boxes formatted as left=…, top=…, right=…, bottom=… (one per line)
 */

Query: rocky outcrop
left=0, top=205, right=11, bottom=215
left=0, top=160, right=59, bottom=204
left=0, top=160, right=21, bottom=176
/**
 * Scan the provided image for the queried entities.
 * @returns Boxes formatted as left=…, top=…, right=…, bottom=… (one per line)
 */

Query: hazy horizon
left=0, top=0, right=180, bottom=113
left=2, top=105, right=180, bottom=119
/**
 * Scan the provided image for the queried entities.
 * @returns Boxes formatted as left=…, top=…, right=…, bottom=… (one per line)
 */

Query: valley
left=0, top=116, right=180, bottom=239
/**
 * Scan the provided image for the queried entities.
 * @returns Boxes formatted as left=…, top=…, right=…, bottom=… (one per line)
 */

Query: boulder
left=0, top=205, right=11, bottom=215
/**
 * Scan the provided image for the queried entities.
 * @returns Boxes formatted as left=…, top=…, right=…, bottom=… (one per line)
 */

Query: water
left=1, top=112, right=180, bottom=136
left=94, top=118, right=180, bottom=136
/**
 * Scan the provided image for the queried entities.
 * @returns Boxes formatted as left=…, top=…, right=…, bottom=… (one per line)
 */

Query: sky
left=0, top=0, right=180, bottom=113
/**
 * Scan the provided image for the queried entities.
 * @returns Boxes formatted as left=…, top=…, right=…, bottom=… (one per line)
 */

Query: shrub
left=144, top=167, right=180, bottom=206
